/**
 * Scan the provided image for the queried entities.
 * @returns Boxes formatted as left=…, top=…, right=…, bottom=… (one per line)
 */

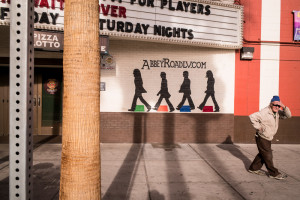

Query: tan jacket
left=249, top=106, right=292, bottom=141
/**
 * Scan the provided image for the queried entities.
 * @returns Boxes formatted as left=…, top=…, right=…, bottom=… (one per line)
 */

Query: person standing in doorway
left=154, top=72, right=174, bottom=112
left=248, top=95, right=292, bottom=180
left=176, top=71, right=195, bottom=110
left=128, top=69, right=151, bottom=112
left=198, top=70, right=219, bottom=112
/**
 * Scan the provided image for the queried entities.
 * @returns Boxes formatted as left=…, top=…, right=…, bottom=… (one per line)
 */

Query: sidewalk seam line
left=188, top=144, right=247, bottom=200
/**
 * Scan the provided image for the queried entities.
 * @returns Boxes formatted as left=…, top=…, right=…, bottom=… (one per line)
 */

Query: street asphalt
left=0, top=140, right=300, bottom=200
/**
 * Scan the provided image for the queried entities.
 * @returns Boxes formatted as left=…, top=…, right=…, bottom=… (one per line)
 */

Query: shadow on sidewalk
left=0, top=135, right=61, bottom=166
left=217, top=135, right=252, bottom=170
left=102, top=112, right=185, bottom=199
left=101, top=143, right=144, bottom=200
left=102, top=114, right=147, bottom=200
left=0, top=162, right=60, bottom=200
left=163, top=113, right=191, bottom=200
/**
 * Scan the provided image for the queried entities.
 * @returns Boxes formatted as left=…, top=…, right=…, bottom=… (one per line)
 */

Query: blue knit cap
left=271, top=95, right=280, bottom=102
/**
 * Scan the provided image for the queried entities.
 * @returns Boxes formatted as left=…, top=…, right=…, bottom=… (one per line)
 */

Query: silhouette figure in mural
left=198, top=70, right=220, bottom=112
left=176, top=71, right=195, bottom=110
left=154, top=72, right=175, bottom=112
left=128, top=69, right=151, bottom=112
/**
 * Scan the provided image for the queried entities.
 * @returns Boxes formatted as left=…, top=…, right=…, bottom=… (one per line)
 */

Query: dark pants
left=249, top=134, right=280, bottom=176
left=154, top=96, right=174, bottom=110
left=177, top=94, right=195, bottom=109
left=199, top=93, right=219, bottom=110
left=130, top=95, right=151, bottom=110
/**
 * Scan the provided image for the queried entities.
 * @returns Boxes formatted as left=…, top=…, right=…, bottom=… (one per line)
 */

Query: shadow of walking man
left=217, top=135, right=252, bottom=170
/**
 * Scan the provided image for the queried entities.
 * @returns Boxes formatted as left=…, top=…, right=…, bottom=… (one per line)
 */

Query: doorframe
left=33, top=73, right=42, bottom=135
left=34, top=67, right=63, bottom=135
left=0, top=67, right=9, bottom=136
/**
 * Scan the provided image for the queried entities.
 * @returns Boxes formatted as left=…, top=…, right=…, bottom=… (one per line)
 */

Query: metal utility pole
left=9, top=0, right=34, bottom=199
left=59, top=0, right=101, bottom=199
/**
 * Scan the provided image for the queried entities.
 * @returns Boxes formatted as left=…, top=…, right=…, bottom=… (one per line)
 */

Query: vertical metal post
left=9, top=0, right=34, bottom=199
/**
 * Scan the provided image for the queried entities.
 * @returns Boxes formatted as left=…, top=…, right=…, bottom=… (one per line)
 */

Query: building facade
left=0, top=0, right=299, bottom=143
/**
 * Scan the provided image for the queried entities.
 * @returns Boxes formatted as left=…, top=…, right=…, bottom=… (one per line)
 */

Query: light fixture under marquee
left=240, top=47, right=254, bottom=60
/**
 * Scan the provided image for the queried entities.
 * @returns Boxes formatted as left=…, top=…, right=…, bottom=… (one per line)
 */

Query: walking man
left=128, top=69, right=151, bottom=112
left=198, top=70, right=219, bottom=112
left=154, top=72, right=174, bottom=112
left=248, top=95, right=292, bottom=180
left=176, top=71, right=195, bottom=110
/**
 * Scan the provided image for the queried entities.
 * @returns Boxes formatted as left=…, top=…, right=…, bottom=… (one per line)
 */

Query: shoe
left=169, top=108, right=175, bottom=112
left=269, top=173, right=286, bottom=180
left=176, top=107, right=181, bottom=110
left=190, top=107, right=195, bottom=110
left=248, top=169, right=266, bottom=176
left=197, top=106, right=203, bottom=110
left=128, top=109, right=135, bottom=111
left=147, top=106, right=151, bottom=112
left=214, top=109, right=220, bottom=112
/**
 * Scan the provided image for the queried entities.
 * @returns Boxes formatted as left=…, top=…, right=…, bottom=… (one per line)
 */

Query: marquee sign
left=0, top=0, right=243, bottom=49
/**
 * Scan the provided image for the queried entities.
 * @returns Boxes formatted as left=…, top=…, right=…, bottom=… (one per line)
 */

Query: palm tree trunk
left=59, top=0, right=100, bottom=199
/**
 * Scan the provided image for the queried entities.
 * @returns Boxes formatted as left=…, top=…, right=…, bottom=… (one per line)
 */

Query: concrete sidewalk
left=0, top=143, right=300, bottom=200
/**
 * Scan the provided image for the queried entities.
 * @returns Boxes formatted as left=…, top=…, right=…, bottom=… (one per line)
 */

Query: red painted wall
left=235, top=0, right=300, bottom=117
left=234, top=0, right=262, bottom=116
left=279, top=0, right=300, bottom=116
